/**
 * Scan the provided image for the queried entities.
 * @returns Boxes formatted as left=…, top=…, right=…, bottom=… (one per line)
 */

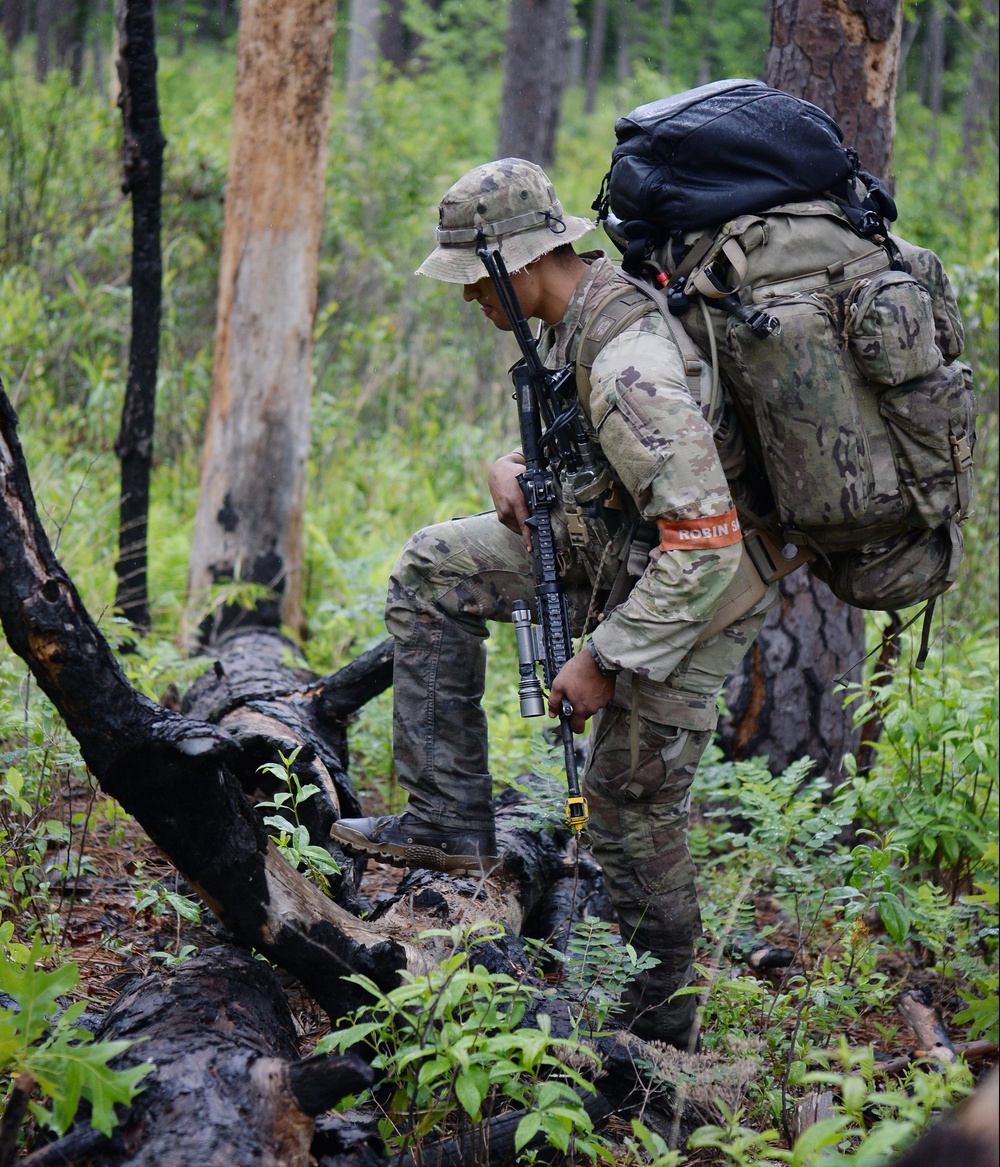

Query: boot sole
left=329, top=823, right=500, bottom=876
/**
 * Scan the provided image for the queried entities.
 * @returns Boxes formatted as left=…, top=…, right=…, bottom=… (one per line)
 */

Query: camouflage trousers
left=385, top=510, right=769, bottom=1046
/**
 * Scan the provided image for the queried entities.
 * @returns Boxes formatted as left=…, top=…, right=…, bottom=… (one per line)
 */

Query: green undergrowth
left=1, top=35, right=997, bottom=1165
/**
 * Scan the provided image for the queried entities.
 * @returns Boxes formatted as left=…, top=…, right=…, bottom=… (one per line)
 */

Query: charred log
left=24, top=947, right=375, bottom=1167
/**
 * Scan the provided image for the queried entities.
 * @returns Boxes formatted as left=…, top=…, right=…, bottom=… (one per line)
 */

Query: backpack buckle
left=950, top=428, right=973, bottom=474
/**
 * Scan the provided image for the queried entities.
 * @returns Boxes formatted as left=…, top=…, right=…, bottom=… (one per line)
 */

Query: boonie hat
left=417, top=158, right=594, bottom=284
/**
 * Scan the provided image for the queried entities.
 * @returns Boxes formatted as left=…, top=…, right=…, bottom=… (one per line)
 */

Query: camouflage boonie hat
left=417, top=158, right=595, bottom=284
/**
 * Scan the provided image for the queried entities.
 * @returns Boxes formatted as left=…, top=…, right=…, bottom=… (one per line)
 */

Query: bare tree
left=719, top=0, right=905, bottom=781
left=186, top=0, right=336, bottom=644
left=113, top=0, right=164, bottom=633
left=497, top=0, right=571, bottom=168
left=346, top=0, right=379, bottom=113
left=583, top=0, right=608, bottom=116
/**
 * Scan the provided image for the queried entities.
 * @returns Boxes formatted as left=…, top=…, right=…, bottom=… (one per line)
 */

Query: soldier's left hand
left=549, top=651, right=615, bottom=733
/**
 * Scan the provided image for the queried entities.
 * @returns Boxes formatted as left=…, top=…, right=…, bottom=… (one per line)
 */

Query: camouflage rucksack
left=584, top=86, right=977, bottom=617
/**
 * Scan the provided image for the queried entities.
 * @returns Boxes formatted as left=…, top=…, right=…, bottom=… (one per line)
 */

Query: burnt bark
left=0, top=381, right=692, bottom=1153
left=24, top=948, right=375, bottom=1167
left=497, top=0, right=570, bottom=168
left=720, top=571, right=865, bottom=780
left=114, top=0, right=165, bottom=632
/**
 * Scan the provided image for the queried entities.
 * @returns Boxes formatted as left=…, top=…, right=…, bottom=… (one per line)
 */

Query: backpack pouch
left=891, top=237, right=965, bottom=359
left=727, top=294, right=874, bottom=531
left=816, top=519, right=964, bottom=609
left=879, top=362, right=977, bottom=527
left=845, top=271, right=943, bottom=386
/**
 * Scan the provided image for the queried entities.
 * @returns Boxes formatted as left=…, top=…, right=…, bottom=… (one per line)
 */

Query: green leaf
left=878, top=893, right=911, bottom=945
left=515, top=1109, right=542, bottom=1151
left=454, top=1070, right=483, bottom=1118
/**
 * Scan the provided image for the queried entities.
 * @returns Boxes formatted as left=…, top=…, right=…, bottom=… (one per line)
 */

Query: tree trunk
left=765, top=0, right=902, bottom=178
left=35, top=0, right=51, bottom=80
left=114, top=0, right=164, bottom=633
left=1, top=0, right=22, bottom=50
left=718, top=0, right=904, bottom=781
left=961, top=0, right=997, bottom=165
left=377, top=0, right=406, bottom=71
left=719, top=570, right=866, bottom=780
left=186, top=0, right=336, bottom=645
left=583, top=0, right=607, bottom=116
left=23, top=948, right=375, bottom=1167
left=346, top=0, right=379, bottom=113
left=925, top=1, right=945, bottom=118
left=660, top=0, right=675, bottom=81
left=0, top=379, right=713, bottom=1155
left=54, top=0, right=88, bottom=83
left=497, top=0, right=570, bottom=169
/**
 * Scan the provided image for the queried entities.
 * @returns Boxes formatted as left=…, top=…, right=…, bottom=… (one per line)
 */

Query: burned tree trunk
left=114, top=0, right=165, bottom=632
left=23, top=948, right=375, bottom=1167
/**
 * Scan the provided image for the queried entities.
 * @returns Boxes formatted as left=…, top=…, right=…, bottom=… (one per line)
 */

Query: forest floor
left=44, top=764, right=998, bottom=1163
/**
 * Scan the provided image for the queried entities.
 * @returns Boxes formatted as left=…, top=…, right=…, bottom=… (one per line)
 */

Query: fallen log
left=23, top=947, right=375, bottom=1167
left=897, top=986, right=957, bottom=1065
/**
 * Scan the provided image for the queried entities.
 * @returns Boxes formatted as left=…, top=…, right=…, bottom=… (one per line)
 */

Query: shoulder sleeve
left=587, top=319, right=743, bottom=681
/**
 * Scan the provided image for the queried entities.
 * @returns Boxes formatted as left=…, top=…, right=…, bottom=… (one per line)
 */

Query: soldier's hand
left=489, top=452, right=532, bottom=549
left=549, top=650, right=615, bottom=733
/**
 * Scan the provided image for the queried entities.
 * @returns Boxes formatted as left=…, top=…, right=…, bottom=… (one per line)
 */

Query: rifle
left=475, top=236, right=596, bottom=831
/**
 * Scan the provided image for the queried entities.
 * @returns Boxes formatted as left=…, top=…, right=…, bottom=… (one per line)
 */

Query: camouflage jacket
left=538, top=255, right=747, bottom=681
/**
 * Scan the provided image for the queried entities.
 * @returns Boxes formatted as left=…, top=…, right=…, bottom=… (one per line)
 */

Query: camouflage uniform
left=388, top=251, right=776, bottom=1047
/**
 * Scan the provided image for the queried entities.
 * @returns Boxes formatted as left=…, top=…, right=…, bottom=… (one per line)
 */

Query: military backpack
left=582, top=80, right=977, bottom=622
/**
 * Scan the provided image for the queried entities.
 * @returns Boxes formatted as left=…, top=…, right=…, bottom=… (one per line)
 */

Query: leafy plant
left=526, top=915, right=661, bottom=1035
left=319, top=922, right=607, bottom=1164
left=255, top=748, right=342, bottom=892
left=0, top=927, right=153, bottom=1138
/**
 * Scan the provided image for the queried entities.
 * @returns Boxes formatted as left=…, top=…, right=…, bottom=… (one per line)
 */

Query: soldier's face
left=462, top=267, right=537, bottom=330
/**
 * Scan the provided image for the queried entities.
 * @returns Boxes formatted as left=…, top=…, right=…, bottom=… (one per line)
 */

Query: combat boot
left=330, top=813, right=499, bottom=876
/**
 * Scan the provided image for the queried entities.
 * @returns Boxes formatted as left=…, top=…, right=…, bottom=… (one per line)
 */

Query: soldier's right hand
left=489, top=452, right=532, bottom=549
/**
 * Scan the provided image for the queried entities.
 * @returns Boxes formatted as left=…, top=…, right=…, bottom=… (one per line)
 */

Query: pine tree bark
left=719, top=0, right=904, bottom=780
left=765, top=0, right=902, bottom=177
left=114, top=0, right=164, bottom=633
left=186, top=0, right=336, bottom=644
left=497, top=0, right=570, bottom=168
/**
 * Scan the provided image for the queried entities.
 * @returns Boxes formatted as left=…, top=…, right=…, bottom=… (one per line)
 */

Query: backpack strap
left=575, top=276, right=707, bottom=412
left=574, top=285, right=661, bottom=407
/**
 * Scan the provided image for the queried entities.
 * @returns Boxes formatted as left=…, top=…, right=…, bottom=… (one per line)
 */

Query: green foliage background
left=0, top=2, right=997, bottom=1159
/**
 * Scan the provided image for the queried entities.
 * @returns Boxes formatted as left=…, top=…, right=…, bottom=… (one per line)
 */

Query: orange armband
left=656, top=507, right=743, bottom=551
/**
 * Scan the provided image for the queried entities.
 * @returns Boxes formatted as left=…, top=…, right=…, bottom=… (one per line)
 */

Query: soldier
left=331, top=158, right=777, bottom=1049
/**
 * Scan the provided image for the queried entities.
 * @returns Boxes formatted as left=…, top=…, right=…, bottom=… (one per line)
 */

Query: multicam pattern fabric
left=678, top=204, right=976, bottom=606
left=385, top=252, right=776, bottom=1046
left=416, top=157, right=595, bottom=285
left=538, top=256, right=768, bottom=679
